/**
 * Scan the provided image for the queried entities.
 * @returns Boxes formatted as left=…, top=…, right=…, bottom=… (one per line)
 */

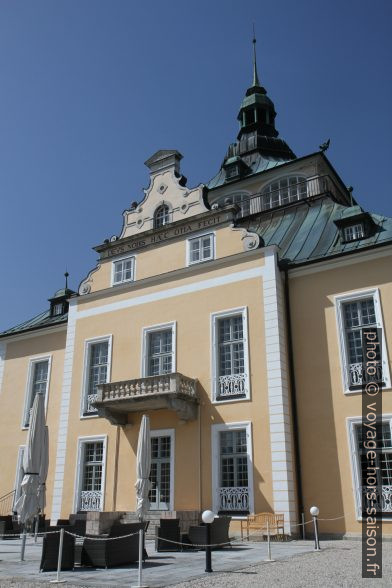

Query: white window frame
left=53, top=302, right=64, bottom=316
left=210, top=307, right=250, bottom=403
left=261, top=174, right=308, bottom=210
left=111, top=254, right=136, bottom=286
left=343, top=223, right=364, bottom=242
left=186, top=231, right=216, bottom=266
left=13, top=445, right=26, bottom=509
left=73, top=435, right=107, bottom=514
left=141, top=322, right=176, bottom=377
left=335, top=288, right=391, bottom=394
left=347, top=415, right=392, bottom=521
left=80, top=335, right=113, bottom=418
left=154, top=204, right=171, bottom=228
left=211, top=421, right=254, bottom=517
left=21, top=355, right=52, bottom=429
left=149, top=428, right=175, bottom=511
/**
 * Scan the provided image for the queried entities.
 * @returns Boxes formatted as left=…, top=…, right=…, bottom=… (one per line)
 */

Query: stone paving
left=0, top=535, right=315, bottom=587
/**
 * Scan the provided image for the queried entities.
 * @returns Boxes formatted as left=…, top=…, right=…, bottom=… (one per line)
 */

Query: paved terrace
left=0, top=535, right=314, bottom=587
left=1, top=537, right=391, bottom=587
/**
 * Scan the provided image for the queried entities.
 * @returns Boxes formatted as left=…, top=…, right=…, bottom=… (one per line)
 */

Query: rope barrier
left=63, top=529, right=142, bottom=541
left=2, top=514, right=346, bottom=549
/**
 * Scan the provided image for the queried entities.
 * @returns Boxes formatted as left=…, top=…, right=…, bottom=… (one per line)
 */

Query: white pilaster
left=263, top=248, right=297, bottom=534
left=50, top=302, right=77, bottom=524
left=0, top=342, right=6, bottom=396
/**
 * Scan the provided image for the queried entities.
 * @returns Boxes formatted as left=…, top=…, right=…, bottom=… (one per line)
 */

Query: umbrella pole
left=20, top=525, right=27, bottom=561
left=132, top=527, right=148, bottom=588
left=34, top=515, right=39, bottom=542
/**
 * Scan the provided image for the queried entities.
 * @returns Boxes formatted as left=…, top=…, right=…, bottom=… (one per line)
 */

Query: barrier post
left=202, top=510, right=215, bottom=573
left=265, top=520, right=275, bottom=562
left=301, top=512, right=306, bottom=540
left=50, top=528, right=66, bottom=583
left=310, top=506, right=321, bottom=551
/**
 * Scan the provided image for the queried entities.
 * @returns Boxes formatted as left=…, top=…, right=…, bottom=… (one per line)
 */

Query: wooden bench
left=240, top=512, right=285, bottom=540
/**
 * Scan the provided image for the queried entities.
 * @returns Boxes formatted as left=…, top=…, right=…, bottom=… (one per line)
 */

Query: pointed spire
left=252, top=24, right=260, bottom=87
left=64, top=270, right=69, bottom=290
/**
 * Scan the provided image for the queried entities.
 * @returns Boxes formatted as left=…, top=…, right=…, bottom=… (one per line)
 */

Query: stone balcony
left=93, top=372, right=199, bottom=425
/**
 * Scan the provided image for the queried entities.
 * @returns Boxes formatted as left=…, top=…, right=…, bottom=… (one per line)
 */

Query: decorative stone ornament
left=119, top=150, right=207, bottom=239
left=230, top=226, right=260, bottom=251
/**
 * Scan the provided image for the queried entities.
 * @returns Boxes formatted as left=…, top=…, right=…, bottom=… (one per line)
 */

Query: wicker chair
left=188, top=516, right=231, bottom=550
left=155, top=518, right=181, bottom=552
left=0, top=515, right=21, bottom=539
left=40, top=529, right=75, bottom=571
left=81, top=522, right=148, bottom=568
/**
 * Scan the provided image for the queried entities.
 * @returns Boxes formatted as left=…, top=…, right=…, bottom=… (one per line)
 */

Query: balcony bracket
left=93, top=373, right=199, bottom=425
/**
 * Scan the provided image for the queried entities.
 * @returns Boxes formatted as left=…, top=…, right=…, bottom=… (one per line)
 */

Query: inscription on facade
left=100, top=215, right=222, bottom=259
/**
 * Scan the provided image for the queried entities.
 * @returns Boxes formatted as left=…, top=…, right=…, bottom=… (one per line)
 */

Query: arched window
left=154, top=204, right=170, bottom=228
left=262, top=176, right=307, bottom=210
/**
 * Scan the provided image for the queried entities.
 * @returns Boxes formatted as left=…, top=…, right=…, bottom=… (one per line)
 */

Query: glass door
left=149, top=435, right=171, bottom=510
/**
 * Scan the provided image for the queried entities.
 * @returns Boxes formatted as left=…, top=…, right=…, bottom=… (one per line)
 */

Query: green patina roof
left=0, top=309, right=68, bottom=338
left=239, top=197, right=392, bottom=266
left=208, top=152, right=292, bottom=190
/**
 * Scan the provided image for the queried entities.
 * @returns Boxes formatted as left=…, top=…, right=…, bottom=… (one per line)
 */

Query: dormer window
left=154, top=204, right=170, bottom=228
left=52, top=303, right=64, bottom=316
left=226, top=164, right=239, bottom=179
left=343, top=223, right=365, bottom=242
left=223, top=156, right=248, bottom=182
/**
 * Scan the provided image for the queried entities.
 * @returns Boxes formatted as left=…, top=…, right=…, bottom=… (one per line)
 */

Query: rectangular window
left=23, top=358, right=50, bottom=427
left=212, top=422, right=253, bottom=515
left=336, top=290, right=390, bottom=392
left=343, top=224, right=364, bottom=242
left=82, top=338, right=111, bottom=416
left=188, top=233, right=214, bottom=265
left=77, top=439, right=105, bottom=512
left=212, top=309, right=249, bottom=401
left=220, top=429, right=249, bottom=488
left=112, top=256, right=135, bottom=285
left=349, top=419, right=392, bottom=519
left=147, top=329, right=173, bottom=376
left=13, top=446, right=25, bottom=508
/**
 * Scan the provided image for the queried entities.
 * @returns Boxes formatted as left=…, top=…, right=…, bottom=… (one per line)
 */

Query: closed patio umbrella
left=135, top=414, right=151, bottom=521
left=15, top=391, right=47, bottom=559
left=34, top=424, right=49, bottom=540
left=37, top=425, right=49, bottom=512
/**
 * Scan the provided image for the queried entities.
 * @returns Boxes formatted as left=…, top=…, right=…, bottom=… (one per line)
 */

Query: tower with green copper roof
left=208, top=36, right=296, bottom=190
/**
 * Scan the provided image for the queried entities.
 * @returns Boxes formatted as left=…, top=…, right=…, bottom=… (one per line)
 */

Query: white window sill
left=344, top=385, right=391, bottom=396
left=187, top=258, right=215, bottom=267
left=80, top=413, right=100, bottom=420
left=212, top=396, right=250, bottom=405
left=112, top=280, right=134, bottom=287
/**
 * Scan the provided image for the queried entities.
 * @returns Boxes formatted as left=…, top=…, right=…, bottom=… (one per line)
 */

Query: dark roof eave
left=0, top=317, right=68, bottom=340
left=279, top=240, right=392, bottom=272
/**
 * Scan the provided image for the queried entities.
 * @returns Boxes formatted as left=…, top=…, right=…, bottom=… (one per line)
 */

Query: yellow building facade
left=1, top=62, right=391, bottom=538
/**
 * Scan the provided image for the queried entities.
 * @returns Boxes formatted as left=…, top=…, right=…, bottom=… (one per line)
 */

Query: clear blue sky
left=0, top=0, right=391, bottom=331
